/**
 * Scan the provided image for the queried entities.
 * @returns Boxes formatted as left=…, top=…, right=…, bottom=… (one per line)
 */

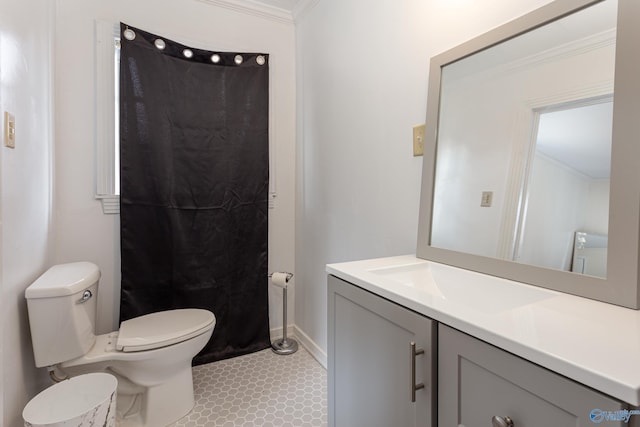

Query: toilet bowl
left=25, top=262, right=216, bottom=427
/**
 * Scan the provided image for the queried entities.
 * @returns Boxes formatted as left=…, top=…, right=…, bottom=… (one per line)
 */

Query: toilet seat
left=117, top=308, right=215, bottom=352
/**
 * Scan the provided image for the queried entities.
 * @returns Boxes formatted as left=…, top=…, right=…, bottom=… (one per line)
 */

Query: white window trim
left=95, top=20, right=120, bottom=214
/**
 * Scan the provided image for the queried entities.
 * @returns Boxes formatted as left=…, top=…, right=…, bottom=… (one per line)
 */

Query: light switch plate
left=481, top=191, right=493, bottom=207
left=4, top=111, right=16, bottom=149
left=413, top=124, right=425, bottom=157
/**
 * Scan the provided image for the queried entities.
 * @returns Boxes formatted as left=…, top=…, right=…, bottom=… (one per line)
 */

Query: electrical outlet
left=4, top=111, right=15, bottom=149
left=413, top=124, right=425, bottom=157
left=481, top=191, right=493, bottom=207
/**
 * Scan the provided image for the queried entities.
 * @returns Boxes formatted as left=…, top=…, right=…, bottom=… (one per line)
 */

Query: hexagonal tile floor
left=170, top=347, right=327, bottom=427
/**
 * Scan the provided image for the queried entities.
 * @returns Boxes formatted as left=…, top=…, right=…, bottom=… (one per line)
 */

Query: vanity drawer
left=438, top=324, right=628, bottom=427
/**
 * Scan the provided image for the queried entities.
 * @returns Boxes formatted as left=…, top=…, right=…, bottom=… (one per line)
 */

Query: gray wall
left=294, top=0, right=555, bottom=357
left=0, top=0, right=55, bottom=425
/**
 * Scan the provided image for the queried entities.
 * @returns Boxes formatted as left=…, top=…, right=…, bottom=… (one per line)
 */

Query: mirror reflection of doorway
left=514, top=96, right=612, bottom=277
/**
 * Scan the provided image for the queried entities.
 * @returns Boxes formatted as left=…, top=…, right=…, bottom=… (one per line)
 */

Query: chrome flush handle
left=492, top=416, right=514, bottom=427
left=77, top=289, right=93, bottom=304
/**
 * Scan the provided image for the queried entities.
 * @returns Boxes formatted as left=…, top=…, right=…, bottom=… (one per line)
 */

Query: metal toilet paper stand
left=269, top=272, right=298, bottom=355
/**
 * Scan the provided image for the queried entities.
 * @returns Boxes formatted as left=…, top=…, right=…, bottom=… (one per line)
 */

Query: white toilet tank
left=25, top=262, right=101, bottom=368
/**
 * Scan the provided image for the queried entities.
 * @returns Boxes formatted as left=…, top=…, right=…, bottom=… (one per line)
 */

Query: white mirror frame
left=417, top=0, right=640, bottom=309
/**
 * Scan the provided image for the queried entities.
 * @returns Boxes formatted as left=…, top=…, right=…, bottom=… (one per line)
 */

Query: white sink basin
left=368, top=262, right=556, bottom=314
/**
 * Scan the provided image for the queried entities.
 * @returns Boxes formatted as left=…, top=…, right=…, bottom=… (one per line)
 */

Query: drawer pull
left=410, top=341, right=425, bottom=402
left=491, top=416, right=514, bottom=427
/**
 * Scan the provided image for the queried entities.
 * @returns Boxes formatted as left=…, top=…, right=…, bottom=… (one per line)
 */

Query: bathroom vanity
left=327, top=256, right=640, bottom=427
left=327, top=0, right=640, bottom=425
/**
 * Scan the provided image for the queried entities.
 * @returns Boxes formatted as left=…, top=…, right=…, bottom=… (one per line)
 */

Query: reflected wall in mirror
left=430, top=0, right=617, bottom=277
left=515, top=98, right=612, bottom=275
left=417, top=0, right=640, bottom=308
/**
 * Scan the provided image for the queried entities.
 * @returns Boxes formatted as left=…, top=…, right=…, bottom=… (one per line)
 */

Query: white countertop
left=327, top=255, right=640, bottom=406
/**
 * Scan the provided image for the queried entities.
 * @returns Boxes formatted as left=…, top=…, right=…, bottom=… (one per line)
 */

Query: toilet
left=25, top=262, right=216, bottom=427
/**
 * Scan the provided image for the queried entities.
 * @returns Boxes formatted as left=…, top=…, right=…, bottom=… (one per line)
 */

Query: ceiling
left=536, top=100, right=613, bottom=180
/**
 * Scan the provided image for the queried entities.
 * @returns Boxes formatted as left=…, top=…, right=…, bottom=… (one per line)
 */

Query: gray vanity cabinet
left=438, top=324, right=628, bottom=427
left=328, top=276, right=437, bottom=427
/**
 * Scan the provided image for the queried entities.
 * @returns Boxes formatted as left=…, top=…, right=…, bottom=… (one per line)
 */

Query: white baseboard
left=269, top=324, right=294, bottom=340
left=293, top=325, right=327, bottom=369
left=269, top=324, right=327, bottom=369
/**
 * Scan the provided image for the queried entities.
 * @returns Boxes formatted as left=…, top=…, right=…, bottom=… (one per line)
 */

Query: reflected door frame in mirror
left=417, top=0, right=640, bottom=309
left=507, top=92, right=613, bottom=267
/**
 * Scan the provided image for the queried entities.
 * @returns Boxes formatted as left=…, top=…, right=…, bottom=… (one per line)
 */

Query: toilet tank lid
left=25, top=262, right=101, bottom=299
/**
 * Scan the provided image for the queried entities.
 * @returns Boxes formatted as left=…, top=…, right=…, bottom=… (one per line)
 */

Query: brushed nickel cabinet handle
left=410, top=341, right=425, bottom=402
left=492, top=416, right=514, bottom=427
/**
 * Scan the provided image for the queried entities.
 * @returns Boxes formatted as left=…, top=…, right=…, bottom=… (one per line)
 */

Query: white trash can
left=23, top=373, right=117, bottom=427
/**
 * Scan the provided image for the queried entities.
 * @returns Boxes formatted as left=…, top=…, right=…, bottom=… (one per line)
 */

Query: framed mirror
left=417, top=0, right=640, bottom=309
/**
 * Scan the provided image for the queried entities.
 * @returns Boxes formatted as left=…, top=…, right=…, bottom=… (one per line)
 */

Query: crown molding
left=292, top=0, right=321, bottom=22
left=196, top=0, right=322, bottom=24
left=443, top=29, right=616, bottom=88
left=196, top=0, right=294, bottom=24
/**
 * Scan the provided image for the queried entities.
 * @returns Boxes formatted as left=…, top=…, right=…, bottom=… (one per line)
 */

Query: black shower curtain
left=118, top=24, right=270, bottom=364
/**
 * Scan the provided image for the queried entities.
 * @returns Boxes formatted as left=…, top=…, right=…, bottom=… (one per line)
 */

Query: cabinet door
left=439, top=324, right=627, bottom=427
left=328, top=276, right=436, bottom=427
